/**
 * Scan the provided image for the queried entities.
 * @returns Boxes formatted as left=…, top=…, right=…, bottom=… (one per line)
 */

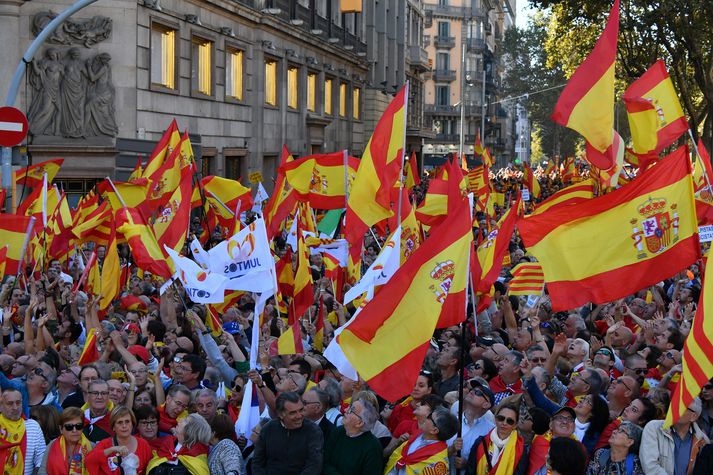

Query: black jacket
left=252, top=418, right=323, bottom=475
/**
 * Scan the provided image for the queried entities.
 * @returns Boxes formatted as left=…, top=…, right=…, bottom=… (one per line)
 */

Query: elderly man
left=529, top=406, right=579, bottom=475
left=323, top=400, right=383, bottom=474
left=83, top=379, right=113, bottom=442
left=451, top=378, right=495, bottom=471
left=0, top=388, right=45, bottom=475
left=640, top=397, right=709, bottom=475
left=107, top=379, right=128, bottom=406
left=27, top=362, right=60, bottom=410
left=302, top=387, right=334, bottom=441
left=194, top=388, right=218, bottom=424
left=489, top=350, right=524, bottom=405
left=158, top=384, right=191, bottom=434
left=62, top=364, right=100, bottom=409
left=253, top=392, right=323, bottom=475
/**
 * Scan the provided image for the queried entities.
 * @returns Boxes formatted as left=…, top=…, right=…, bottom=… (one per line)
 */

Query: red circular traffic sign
left=0, top=107, right=28, bottom=147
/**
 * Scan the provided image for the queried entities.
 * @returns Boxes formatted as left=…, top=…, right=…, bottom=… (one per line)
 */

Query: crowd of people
left=0, top=166, right=711, bottom=475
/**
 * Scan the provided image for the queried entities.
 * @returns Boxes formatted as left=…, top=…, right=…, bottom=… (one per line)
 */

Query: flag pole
left=106, top=177, right=128, bottom=208
left=343, top=149, right=349, bottom=210
left=395, top=81, right=410, bottom=228
left=689, top=129, right=713, bottom=192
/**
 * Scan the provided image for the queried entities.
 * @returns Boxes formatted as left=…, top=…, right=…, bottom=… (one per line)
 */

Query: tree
left=529, top=0, right=713, bottom=148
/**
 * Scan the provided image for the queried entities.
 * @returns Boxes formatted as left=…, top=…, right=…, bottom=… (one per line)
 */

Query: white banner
left=699, top=225, right=713, bottom=243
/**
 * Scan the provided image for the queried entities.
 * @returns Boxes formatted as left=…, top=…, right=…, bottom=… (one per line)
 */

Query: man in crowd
left=0, top=388, right=45, bottom=475
left=83, top=379, right=113, bottom=442
left=323, top=400, right=383, bottom=474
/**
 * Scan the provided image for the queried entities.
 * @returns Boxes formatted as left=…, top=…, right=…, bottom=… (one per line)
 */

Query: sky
left=516, top=0, right=537, bottom=29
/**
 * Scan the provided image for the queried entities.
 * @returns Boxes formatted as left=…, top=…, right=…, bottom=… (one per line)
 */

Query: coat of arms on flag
left=631, top=197, right=679, bottom=259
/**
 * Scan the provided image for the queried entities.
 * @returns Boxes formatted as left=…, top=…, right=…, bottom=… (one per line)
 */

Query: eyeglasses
left=63, top=423, right=84, bottom=431
left=631, top=368, right=648, bottom=375
left=347, top=406, right=363, bottom=422
left=173, top=356, right=183, bottom=364
left=703, top=384, right=713, bottom=391
left=232, top=383, right=243, bottom=392
left=664, top=352, right=676, bottom=360
left=32, top=367, right=48, bottom=382
left=530, top=357, right=547, bottom=364
left=495, top=414, right=516, bottom=426
left=615, top=378, right=633, bottom=392
left=138, top=420, right=157, bottom=426
left=553, top=415, right=575, bottom=424
left=88, top=391, right=109, bottom=397
left=170, top=398, right=188, bottom=409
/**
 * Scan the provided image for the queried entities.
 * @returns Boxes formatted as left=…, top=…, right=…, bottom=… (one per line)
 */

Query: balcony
left=425, top=104, right=482, bottom=115
left=434, top=133, right=478, bottom=143
left=407, top=45, right=430, bottom=72
left=433, top=69, right=456, bottom=82
left=466, top=37, right=486, bottom=52
left=434, top=36, right=456, bottom=48
left=424, top=3, right=485, bottom=19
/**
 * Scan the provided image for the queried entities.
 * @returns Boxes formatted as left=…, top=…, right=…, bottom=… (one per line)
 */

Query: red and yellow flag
left=120, top=295, right=148, bottom=314
left=202, top=175, right=253, bottom=230
left=78, top=328, right=100, bottom=365
left=276, top=248, right=295, bottom=297
left=264, top=145, right=298, bottom=239
left=154, top=166, right=193, bottom=253
left=531, top=178, right=595, bottom=215
left=519, top=147, right=698, bottom=311
left=345, top=86, right=406, bottom=245
left=206, top=306, right=223, bottom=337
left=0, top=214, right=34, bottom=275
left=508, top=263, right=545, bottom=296
left=116, top=207, right=173, bottom=280
left=277, top=320, right=305, bottom=355
left=281, top=152, right=359, bottom=209
left=551, top=0, right=620, bottom=170
left=0, top=246, right=7, bottom=278
left=13, top=158, right=63, bottom=189
left=98, top=178, right=150, bottom=212
left=128, top=158, right=143, bottom=181
left=99, top=221, right=120, bottom=310
left=328, top=196, right=472, bottom=401
left=523, top=163, right=541, bottom=198
left=142, top=119, right=181, bottom=179
left=72, top=201, right=112, bottom=245
left=290, top=233, right=314, bottom=323
left=404, top=152, right=421, bottom=191
left=147, top=132, right=195, bottom=210
left=623, top=59, right=688, bottom=156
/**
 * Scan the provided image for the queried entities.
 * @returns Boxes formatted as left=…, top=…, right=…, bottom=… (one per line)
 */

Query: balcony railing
left=425, top=104, right=482, bottom=115
left=407, top=45, right=430, bottom=72
left=434, top=36, right=456, bottom=48
left=466, top=37, right=486, bottom=52
left=433, top=69, right=456, bottom=81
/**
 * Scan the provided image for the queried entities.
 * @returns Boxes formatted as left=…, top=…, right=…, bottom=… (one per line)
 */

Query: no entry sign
left=0, top=107, right=28, bottom=147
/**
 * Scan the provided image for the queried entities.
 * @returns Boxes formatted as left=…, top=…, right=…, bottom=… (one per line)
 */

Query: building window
left=150, top=24, right=176, bottom=89
left=437, top=52, right=450, bottom=70
left=438, top=21, right=450, bottom=37
left=307, top=73, right=317, bottom=112
left=226, top=49, right=243, bottom=100
left=287, top=66, right=299, bottom=109
left=265, top=59, right=277, bottom=106
left=436, top=85, right=450, bottom=106
left=339, top=82, right=347, bottom=117
left=191, top=37, right=213, bottom=95
left=324, top=78, right=333, bottom=115
left=201, top=155, right=211, bottom=177
left=352, top=87, right=360, bottom=119
left=225, top=156, right=242, bottom=180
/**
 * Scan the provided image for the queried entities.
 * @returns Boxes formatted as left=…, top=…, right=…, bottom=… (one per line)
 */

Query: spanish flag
left=276, top=248, right=295, bottom=297
left=142, top=119, right=181, bottom=179
left=666, top=241, right=713, bottom=426
left=405, top=152, right=421, bottom=190
left=531, top=179, right=595, bottom=215
left=99, top=221, right=120, bottom=310
left=544, top=159, right=557, bottom=178
left=119, top=295, right=148, bottom=314
left=623, top=59, right=688, bottom=155
left=523, top=163, right=541, bottom=198
left=128, top=158, right=143, bottom=181
left=281, top=152, right=359, bottom=209
left=551, top=0, right=619, bottom=170
left=98, top=178, right=150, bottom=212
left=264, top=145, right=298, bottom=239
left=345, top=86, right=406, bottom=245
left=0, top=214, right=35, bottom=275
left=290, top=233, right=313, bottom=323
left=508, top=262, right=545, bottom=296
left=202, top=175, right=254, bottom=230
left=78, top=328, right=100, bottom=365
left=153, top=166, right=193, bottom=253
left=0, top=246, right=8, bottom=278
left=561, top=157, right=576, bottom=183
left=13, top=158, right=63, bottom=189
left=325, top=196, right=472, bottom=402
left=277, top=320, right=305, bottom=355
left=147, top=132, right=195, bottom=210
left=519, top=146, right=698, bottom=311
left=116, top=207, right=174, bottom=280
left=72, top=201, right=112, bottom=246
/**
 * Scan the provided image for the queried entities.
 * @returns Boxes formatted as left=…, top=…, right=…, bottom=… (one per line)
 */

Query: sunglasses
left=63, top=423, right=84, bottom=431
left=33, top=368, right=48, bottom=382
left=703, top=384, right=713, bottom=390
left=632, top=368, right=648, bottom=375
left=495, top=414, right=516, bottom=425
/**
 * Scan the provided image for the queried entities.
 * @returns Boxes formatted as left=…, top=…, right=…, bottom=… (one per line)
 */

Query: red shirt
left=85, top=437, right=153, bottom=475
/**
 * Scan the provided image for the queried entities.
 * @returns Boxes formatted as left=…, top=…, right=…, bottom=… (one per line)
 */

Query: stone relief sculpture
left=32, top=11, right=112, bottom=47
left=28, top=48, right=117, bottom=139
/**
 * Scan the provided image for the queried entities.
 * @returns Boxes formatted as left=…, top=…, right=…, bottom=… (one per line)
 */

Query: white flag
left=343, top=226, right=402, bottom=305
left=164, top=246, right=227, bottom=304
left=189, top=238, right=211, bottom=270
left=286, top=215, right=298, bottom=252
left=252, top=182, right=270, bottom=213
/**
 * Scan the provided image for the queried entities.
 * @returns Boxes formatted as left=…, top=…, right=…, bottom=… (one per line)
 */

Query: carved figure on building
left=28, top=48, right=117, bottom=139
left=32, top=11, right=112, bottom=47
left=28, top=48, right=64, bottom=136
left=60, top=48, right=88, bottom=138
left=84, top=53, right=118, bottom=137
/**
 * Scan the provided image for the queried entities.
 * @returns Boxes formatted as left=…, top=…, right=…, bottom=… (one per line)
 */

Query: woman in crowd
left=133, top=405, right=168, bottom=452
left=467, top=402, right=528, bottom=475
left=586, top=421, right=644, bottom=475
left=208, top=413, right=245, bottom=475
left=39, top=407, right=94, bottom=475
left=146, top=413, right=211, bottom=475
left=548, top=436, right=589, bottom=475
left=384, top=371, right=434, bottom=433
left=85, top=405, right=152, bottom=475
left=573, top=394, right=610, bottom=456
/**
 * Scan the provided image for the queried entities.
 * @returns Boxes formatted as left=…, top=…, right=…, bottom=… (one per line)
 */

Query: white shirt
left=24, top=418, right=46, bottom=475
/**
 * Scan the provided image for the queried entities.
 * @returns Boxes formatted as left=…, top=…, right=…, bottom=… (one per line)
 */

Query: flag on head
left=551, top=0, right=620, bottom=171
left=519, top=146, right=698, bottom=311
left=277, top=320, right=305, bottom=355
left=345, top=86, right=406, bottom=245
left=14, top=158, right=63, bottom=189
left=324, top=196, right=472, bottom=401
left=623, top=59, right=688, bottom=156
left=142, top=120, right=181, bottom=179
left=78, top=328, right=100, bottom=365
left=120, top=295, right=148, bottom=314
left=264, top=145, right=298, bottom=239
left=281, top=152, right=359, bottom=209
left=508, top=262, right=545, bottom=296
left=405, top=152, right=421, bottom=191
left=531, top=178, right=595, bottom=215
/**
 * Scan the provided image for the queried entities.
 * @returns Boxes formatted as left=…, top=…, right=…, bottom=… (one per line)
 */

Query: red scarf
left=45, top=434, right=93, bottom=475
left=157, top=404, right=187, bottom=434
left=154, top=436, right=209, bottom=461
left=489, top=376, right=523, bottom=397
left=394, top=432, right=447, bottom=468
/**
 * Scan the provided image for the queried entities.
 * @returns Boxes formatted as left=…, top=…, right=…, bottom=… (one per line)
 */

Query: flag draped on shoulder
left=551, top=0, right=620, bottom=171
left=325, top=196, right=472, bottom=402
left=519, top=147, right=698, bottom=311
left=345, top=86, right=406, bottom=245
left=281, top=152, right=359, bottom=209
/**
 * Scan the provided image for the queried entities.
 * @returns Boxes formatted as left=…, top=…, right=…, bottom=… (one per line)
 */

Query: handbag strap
left=113, top=436, right=126, bottom=475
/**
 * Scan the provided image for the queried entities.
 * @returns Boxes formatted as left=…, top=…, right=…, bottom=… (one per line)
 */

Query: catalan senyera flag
left=345, top=86, right=406, bottom=245
left=405, top=152, right=421, bottom=191
left=72, top=201, right=112, bottom=245
left=523, top=163, right=541, bottom=198
left=264, top=145, right=298, bottom=239
left=531, top=179, right=595, bottom=216
left=467, top=165, right=490, bottom=212
left=142, top=119, right=181, bottom=179
left=623, top=59, right=688, bottom=155
left=0, top=214, right=35, bottom=275
left=99, top=221, right=120, bottom=310
left=208, top=290, right=245, bottom=315
left=551, top=0, right=620, bottom=171
left=277, top=320, right=305, bottom=355
left=281, top=152, right=359, bottom=209
left=519, top=146, right=698, bottom=311
left=666, top=248, right=713, bottom=427
left=78, top=328, right=100, bottom=365
left=508, top=263, right=545, bottom=296
left=325, top=196, right=472, bottom=402
left=115, top=207, right=174, bottom=280
left=13, top=158, right=63, bottom=189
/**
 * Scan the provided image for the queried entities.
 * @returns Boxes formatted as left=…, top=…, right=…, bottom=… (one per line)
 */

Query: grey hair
left=182, top=413, right=212, bottom=448
left=195, top=388, right=217, bottom=404
left=353, top=400, right=377, bottom=432
left=321, top=377, right=343, bottom=408
left=574, top=338, right=590, bottom=358
left=167, top=384, right=193, bottom=402
left=619, top=421, right=643, bottom=453
left=275, top=391, right=300, bottom=412
left=525, top=345, right=546, bottom=359
left=309, top=388, right=330, bottom=411
left=88, top=379, right=108, bottom=392
left=689, top=397, right=703, bottom=416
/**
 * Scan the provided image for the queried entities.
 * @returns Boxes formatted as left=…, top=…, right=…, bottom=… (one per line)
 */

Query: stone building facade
left=0, top=0, right=385, bottom=203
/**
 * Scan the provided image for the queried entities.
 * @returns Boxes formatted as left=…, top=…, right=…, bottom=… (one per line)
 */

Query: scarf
left=157, top=404, right=188, bottom=434
left=475, top=429, right=523, bottom=475
left=146, top=436, right=210, bottom=475
left=46, top=434, right=93, bottom=475
left=0, top=414, right=27, bottom=475
left=489, top=376, right=523, bottom=397
left=83, top=402, right=114, bottom=441
left=574, top=419, right=590, bottom=442
left=384, top=432, right=448, bottom=475
left=527, top=432, right=580, bottom=475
